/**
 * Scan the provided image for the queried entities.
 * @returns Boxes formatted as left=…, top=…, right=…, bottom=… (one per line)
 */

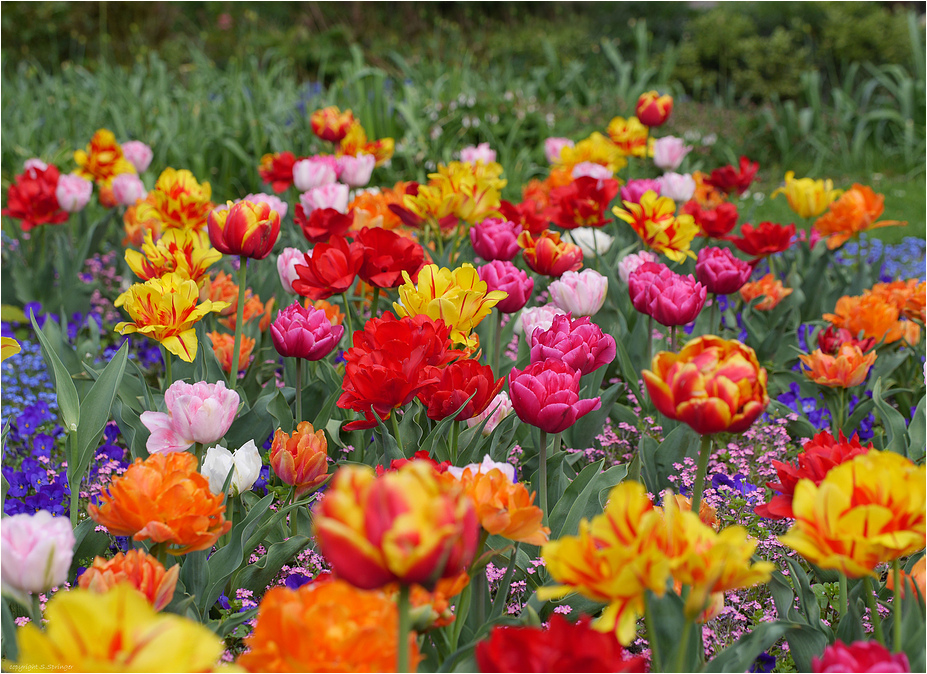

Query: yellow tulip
left=134, top=168, right=214, bottom=232
left=1, top=336, right=21, bottom=362
left=606, top=116, right=651, bottom=158
left=403, top=161, right=506, bottom=226
left=124, top=229, right=221, bottom=287
left=771, top=171, right=842, bottom=218
left=556, top=132, right=627, bottom=174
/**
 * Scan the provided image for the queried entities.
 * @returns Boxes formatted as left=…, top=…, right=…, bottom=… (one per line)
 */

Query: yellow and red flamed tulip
left=313, top=461, right=479, bottom=591
left=73, top=128, right=136, bottom=187
left=208, top=199, right=281, bottom=260
left=114, top=272, right=229, bottom=362
left=339, top=121, right=395, bottom=166
left=78, top=549, right=179, bottom=611
left=799, top=343, right=877, bottom=388
left=771, top=171, right=841, bottom=218
left=518, top=229, right=584, bottom=277
left=125, top=229, right=221, bottom=288
left=779, top=451, right=926, bottom=577
left=133, top=168, right=215, bottom=232
left=270, top=422, right=330, bottom=498
left=606, top=116, right=651, bottom=157
left=613, top=191, right=699, bottom=263
left=311, top=106, right=356, bottom=143
left=643, top=336, right=769, bottom=436
left=635, top=91, right=674, bottom=127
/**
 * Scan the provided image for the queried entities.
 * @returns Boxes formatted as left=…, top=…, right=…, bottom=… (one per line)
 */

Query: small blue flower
left=284, top=573, right=313, bottom=591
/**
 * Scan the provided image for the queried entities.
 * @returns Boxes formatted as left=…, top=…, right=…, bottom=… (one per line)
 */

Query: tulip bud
left=629, top=262, right=706, bottom=327
left=516, top=304, right=566, bottom=337
left=617, top=250, right=659, bottom=284
left=111, top=173, right=148, bottom=206
left=466, top=391, right=514, bottom=435
left=566, top=227, right=615, bottom=258
left=277, top=247, right=306, bottom=294
left=508, top=359, right=601, bottom=434
left=121, top=140, right=154, bottom=173
left=271, top=422, right=330, bottom=498
left=636, top=91, right=673, bottom=127
left=470, top=217, right=522, bottom=262
left=202, top=440, right=262, bottom=496
left=695, top=247, right=753, bottom=295
left=208, top=200, right=281, bottom=260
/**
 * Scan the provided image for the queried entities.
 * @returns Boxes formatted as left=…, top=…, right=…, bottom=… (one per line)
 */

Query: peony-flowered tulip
left=771, top=171, right=841, bottom=218
left=571, top=161, right=613, bottom=181
left=134, top=167, right=215, bottom=232
left=207, top=199, right=281, bottom=260
left=292, top=235, right=363, bottom=301
left=140, top=379, right=240, bottom=455
left=79, top=550, right=179, bottom=611
left=730, top=221, right=796, bottom=258
left=682, top=200, right=740, bottom=239
left=614, top=191, right=699, bottom=263
left=607, top=116, right=650, bottom=157
left=516, top=304, right=566, bottom=337
left=824, top=292, right=919, bottom=346
left=121, top=140, right=154, bottom=173
left=739, top=274, right=794, bottom=311
left=460, top=142, right=497, bottom=164
left=812, top=640, right=910, bottom=673
left=466, top=390, right=514, bottom=435
left=518, top=229, right=584, bottom=277
left=2, top=163, right=68, bottom=231
left=629, top=262, right=706, bottom=327
left=73, top=128, right=136, bottom=186
left=643, top=336, right=769, bottom=435
left=125, top=229, right=220, bottom=288
left=549, top=176, right=619, bottom=230
left=419, top=358, right=504, bottom=421
left=620, top=178, right=662, bottom=205
left=270, top=422, right=330, bottom=498
left=111, top=173, right=147, bottom=206
left=1, top=510, right=75, bottom=604
left=816, top=325, right=875, bottom=355
left=209, top=331, right=255, bottom=375
left=271, top=301, right=344, bottom=361
left=313, top=461, right=479, bottom=590
left=470, top=217, right=522, bottom=261
left=566, top=227, right=614, bottom=257
left=636, top=90, right=673, bottom=127
left=652, top=136, right=691, bottom=170
left=478, top=260, right=534, bottom=314
left=300, top=182, right=350, bottom=215
left=814, top=184, right=904, bottom=250
left=55, top=173, right=93, bottom=212
left=292, top=157, right=338, bottom=192
left=258, top=151, right=297, bottom=193
left=617, top=250, right=659, bottom=284
left=337, top=152, right=376, bottom=188
left=705, top=156, right=759, bottom=195
left=658, top=172, right=696, bottom=204
left=277, top=247, right=305, bottom=294
left=695, top=246, right=753, bottom=295
left=548, top=268, right=608, bottom=317
left=355, top=226, right=426, bottom=289
left=544, top=137, right=574, bottom=164
left=201, top=440, right=262, bottom=496
left=799, top=344, right=877, bottom=388
left=295, top=205, right=353, bottom=244
left=508, top=359, right=601, bottom=434
left=530, top=313, right=616, bottom=375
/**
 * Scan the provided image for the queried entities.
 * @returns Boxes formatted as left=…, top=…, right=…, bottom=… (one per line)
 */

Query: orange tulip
left=739, top=274, right=794, bottom=311
left=386, top=571, right=470, bottom=631
left=643, top=336, right=769, bottom=436
left=886, top=557, right=926, bottom=600
left=813, top=184, right=904, bottom=249
left=122, top=200, right=163, bottom=247
left=904, top=281, right=926, bottom=323
left=239, top=578, right=421, bottom=673
left=78, top=550, right=179, bottom=611
left=206, top=270, right=240, bottom=316
left=517, top=229, right=583, bottom=277
left=304, top=298, right=345, bottom=326
left=799, top=344, right=877, bottom=388
left=73, top=128, right=136, bottom=186
left=208, top=331, right=255, bottom=374
left=824, top=293, right=919, bottom=345
left=270, top=422, right=330, bottom=498
left=220, top=294, right=274, bottom=332
left=88, top=453, right=231, bottom=555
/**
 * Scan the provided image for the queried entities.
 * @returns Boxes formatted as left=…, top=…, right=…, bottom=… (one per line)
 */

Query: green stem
left=450, top=420, right=460, bottom=464
left=492, top=310, right=503, bottom=376
left=838, top=574, right=848, bottom=618
left=371, top=286, right=381, bottom=318
left=391, top=412, right=405, bottom=457
left=229, top=257, right=248, bottom=390
left=834, top=387, right=846, bottom=437
left=29, top=594, right=42, bottom=626
left=490, top=543, right=520, bottom=618
left=644, top=592, right=663, bottom=673
left=690, top=434, right=713, bottom=516
left=647, top=315, right=654, bottom=367
left=341, top=292, right=355, bottom=340
left=710, top=293, right=719, bottom=335
left=474, top=564, right=488, bottom=628
left=151, top=542, right=169, bottom=567
left=163, top=348, right=173, bottom=387
left=539, top=430, right=549, bottom=524
left=675, top=618, right=693, bottom=673
left=397, top=584, right=412, bottom=673
left=67, top=433, right=79, bottom=528
left=671, top=325, right=677, bottom=352
left=295, top=358, right=303, bottom=424
left=863, top=575, right=886, bottom=646
left=193, top=442, right=204, bottom=469
left=892, top=559, right=902, bottom=653
left=767, top=255, right=776, bottom=280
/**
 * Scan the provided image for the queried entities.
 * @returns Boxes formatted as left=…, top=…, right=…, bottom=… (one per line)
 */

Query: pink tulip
left=530, top=313, right=616, bottom=375
left=271, top=301, right=344, bottom=360
left=548, top=269, right=608, bottom=317
left=628, top=261, right=706, bottom=327
left=140, top=380, right=240, bottom=454
left=652, top=136, right=692, bottom=171
left=516, top=304, right=566, bottom=337
left=695, top=247, right=753, bottom=295
left=1, top=510, right=75, bottom=604
left=337, top=153, right=376, bottom=188
left=571, top=162, right=613, bottom=181
left=111, top=173, right=147, bottom=206
left=812, top=640, right=909, bottom=673
left=617, top=250, right=659, bottom=284
left=299, top=183, right=350, bottom=215
left=508, top=359, right=601, bottom=433
left=657, top=172, right=696, bottom=203
left=460, top=142, right=497, bottom=164
left=466, top=391, right=514, bottom=435
left=478, top=260, right=534, bottom=314
left=470, top=217, right=522, bottom=261
left=244, top=192, right=288, bottom=220
left=121, top=141, right=154, bottom=173
left=277, top=247, right=306, bottom=294
left=55, top=174, right=93, bottom=212
left=544, top=137, right=574, bottom=164
left=293, top=157, right=338, bottom=192
left=620, top=178, right=661, bottom=205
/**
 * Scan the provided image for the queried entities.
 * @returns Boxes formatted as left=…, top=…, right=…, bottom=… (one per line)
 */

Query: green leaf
left=835, top=577, right=865, bottom=644
left=703, top=622, right=799, bottom=673
left=31, top=313, right=80, bottom=432
left=68, top=518, right=111, bottom=582
left=907, top=394, right=926, bottom=462
left=179, top=549, right=210, bottom=604
left=640, top=424, right=699, bottom=495
left=234, top=535, right=310, bottom=594
left=565, top=382, right=623, bottom=450
left=872, top=378, right=909, bottom=455
left=548, top=462, right=627, bottom=539
left=267, top=388, right=295, bottom=434
left=311, top=388, right=342, bottom=430
left=1, top=597, right=18, bottom=661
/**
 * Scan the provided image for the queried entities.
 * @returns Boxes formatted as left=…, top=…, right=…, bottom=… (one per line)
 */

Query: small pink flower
left=620, top=178, right=662, bottom=205
left=516, top=304, right=566, bottom=337
left=617, top=250, right=659, bottom=284
left=140, top=380, right=240, bottom=454
left=460, top=142, right=497, bottom=164
left=121, top=141, right=154, bottom=173
left=571, top=162, right=612, bottom=181
left=530, top=313, right=616, bottom=375
left=628, top=261, right=706, bottom=327
left=478, top=260, right=534, bottom=313
left=508, top=359, right=601, bottom=433
left=470, top=217, right=522, bottom=261
left=466, top=391, right=514, bottom=435
left=243, top=192, right=288, bottom=220
left=337, top=153, right=376, bottom=188
left=652, top=136, right=692, bottom=171
left=695, top=247, right=753, bottom=295
left=1, top=510, right=75, bottom=604
left=548, top=269, right=608, bottom=317
left=55, top=174, right=93, bottom=212
left=544, top=137, right=574, bottom=164
left=299, top=183, right=350, bottom=215
left=111, top=173, right=147, bottom=206
left=277, top=247, right=306, bottom=294
left=270, top=301, right=344, bottom=360
left=292, top=157, right=338, bottom=192
left=657, top=172, right=696, bottom=203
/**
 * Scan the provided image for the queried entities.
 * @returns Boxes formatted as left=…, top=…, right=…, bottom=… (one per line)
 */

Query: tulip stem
left=892, top=559, right=902, bottom=653
left=450, top=420, right=460, bottom=464
left=371, top=286, right=380, bottom=318
left=29, top=594, right=42, bottom=626
left=690, top=434, right=713, bottom=516
left=767, top=255, right=776, bottom=280
left=863, top=575, right=886, bottom=646
left=193, top=442, right=204, bottom=469
left=647, top=315, right=654, bottom=367
left=538, top=430, right=549, bottom=524
left=833, top=387, right=846, bottom=436
left=710, top=293, right=719, bottom=335
left=644, top=592, right=663, bottom=673
left=675, top=617, right=693, bottom=672
left=838, top=574, right=847, bottom=618
left=341, top=292, right=355, bottom=340
left=670, top=325, right=677, bottom=352
left=151, top=542, right=168, bottom=567
left=163, top=349, right=173, bottom=387
left=295, top=358, right=303, bottom=424
left=492, top=310, right=503, bottom=377
left=229, top=257, right=248, bottom=391
left=397, top=584, right=412, bottom=673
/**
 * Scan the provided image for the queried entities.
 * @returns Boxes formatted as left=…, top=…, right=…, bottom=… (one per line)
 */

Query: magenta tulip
left=478, top=260, right=534, bottom=313
left=271, top=301, right=345, bottom=361
left=508, top=359, right=601, bottom=433
left=619, top=178, right=661, bottom=205
left=470, top=217, right=522, bottom=261
left=530, top=313, right=616, bottom=375
left=629, top=261, right=707, bottom=327
left=695, top=247, right=754, bottom=295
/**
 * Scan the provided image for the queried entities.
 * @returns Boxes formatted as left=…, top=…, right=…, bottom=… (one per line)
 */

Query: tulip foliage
left=2, top=95, right=925, bottom=674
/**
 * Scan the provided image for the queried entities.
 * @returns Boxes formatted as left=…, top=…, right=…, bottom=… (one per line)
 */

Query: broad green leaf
left=31, top=313, right=80, bottom=432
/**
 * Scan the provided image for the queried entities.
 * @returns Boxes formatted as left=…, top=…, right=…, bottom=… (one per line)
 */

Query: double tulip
left=271, top=301, right=344, bottom=361
left=270, top=422, right=330, bottom=498
left=799, top=343, right=877, bottom=388
left=470, top=217, right=522, bottom=261
left=695, top=247, right=753, bottom=295
left=140, top=380, right=240, bottom=455
left=518, top=229, right=584, bottom=277
left=529, top=313, right=616, bottom=376
left=1, top=510, right=75, bottom=605
left=478, top=261, right=534, bottom=314
left=628, top=262, right=706, bottom=327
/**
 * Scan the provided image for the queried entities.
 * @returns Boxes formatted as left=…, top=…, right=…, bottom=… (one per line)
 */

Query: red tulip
left=518, top=229, right=583, bottom=277
left=508, top=359, right=601, bottom=434
left=636, top=90, right=673, bottom=127
left=548, top=176, right=620, bottom=230
left=207, top=200, right=281, bottom=260
left=258, top=152, right=297, bottom=193
left=705, top=156, right=759, bottom=195
left=816, top=325, right=876, bottom=355
left=355, top=226, right=425, bottom=289
left=682, top=200, right=740, bottom=238
left=2, top=163, right=68, bottom=231
left=499, top=199, right=552, bottom=236
left=292, top=235, right=363, bottom=301
left=729, top=221, right=796, bottom=258
left=419, top=359, right=504, bottom=421
left=294, top=205, right=353, bottom=244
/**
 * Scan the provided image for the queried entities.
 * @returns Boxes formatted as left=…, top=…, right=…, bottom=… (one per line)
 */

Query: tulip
left=310, top=106, right=355, bottom=143
left=518, top=229, right=584, bottom=277
left=530, top=313, right=616, bottom=375
left=258, top=151, right=297, bottom=193
left=1, top=510, right=75, bottom=604
left=652, top=136, right=691, bottom=170
left=566, top=227, right=615, bottom=258
left=705, top=156, right=759, bottom=195
left=617, top=250, right=659, bottom=284
left=242, top=192, right=288, bottom=220
left=549, top=176, right=619, bottom=230
left=202, top=440, right=262, bottom=496
left=270, top=422, right=330, bottom=498
left=730, top=221, right=796, bottom=258
left=73, top=128, right=136, bottom=186
left=571, top=161, right=613, bottom=181
left=55, top=173, right=93, bottom=212
left=771, top=171, right=841, bottom=218
left=460, top=142, right=497, bottom=164
left=548, top=269, right=608, bottom=317
left=682, top=200, right=740, bottom=239
left=812, top=640, right=910, bottom=673
left=613, top=191, right=699, bottom=263
left=207, top=199, right=281, bottom=260
left=135, top=167, right=215, bottom=232
left=607, top=116, right=650, bottom=157
left=299, top=182, right=350, bottom=215
left=419, top=358, right=504, bottom=421
left=478, top=260, right=534, bottom=314
left=516, top=304, right=566, bottom=337
left=740, top=274, right=794, bottom=311
left=695, top=247, right=753, bottom=295
left=508, top=358, right=601, bottom=434
left=620, top=178, right=662, bottom=205
left=636, top=90, right=673, bottom=127
left=1, top=336, right=21, bottom=362
left=277, top=247, right=305, bottom=294
left=886, top=557, right=926, bottom=601
left=295, top=205, right=353, bottom=244
left=466, top=391, right=514, bottom=435
left=292, top=235, right=363, bottom=301
left=628, top=262, right=706, bottom=327
left=271, top=301, right=344, bottom=361
left=111, top=173, right=147, bottom=206
left=209, top=331, right=256, bottom=375
left=121, top=140, right=154, bottom=173
left=657, top=172, right=696, bottom=203
left=816, top=325, right=875, bottom=355
left=292, top=157, right=337, bottom=192
left=814, top=184, right=904, bottom=250
left=544, top=137, right=574, bottom=164
left=2, top=163, right=68, bottom=231
left=337, top=152, right=376, bottom=188
left=447, top=454, right=516, bottom=482
left=140, top=379, right=240, bottom=455
left=799, top=344, right=877, bottom=388
left=470, top=217, right=522, bottom=261
left=78, top=549, right=179, bottom=612
left=824, top=293, right=918, bottom=346
left=356, top=226, right=426, bottom=290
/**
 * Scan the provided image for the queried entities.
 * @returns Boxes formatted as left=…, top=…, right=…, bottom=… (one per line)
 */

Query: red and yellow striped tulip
left=207, top=199, right=281, bottom=260
left=799, top=343, right=877, bottom=388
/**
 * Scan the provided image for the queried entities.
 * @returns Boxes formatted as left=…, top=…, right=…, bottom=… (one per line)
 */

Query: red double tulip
left=518, top=229, right=583, bottom=277
left=508, top=359, right=601, bottom=434
left=355, top=227, right=425, bottom=288
left=548, top=176, right=619, bottom=230
left=292, top=235, right=363, bottom=300
left=636, top=91, right=673, bottom=128
left=294, top=205, right=353, bottom=244
left=816, top=325, right=875, bottom=355
left=258, top=151, right=297, bottom=193
left=207, top=200, right=281, bottom=260
left=3, top=164, right=69, bottom=231
left=706, top=156, right=759, bottom=195
left=729, top=221, right=796, bottom=258
left=682, top=200, right=740, bottom=238
left=420, top=359, right=504, bottom=421
left=499, top=199, right=552, bottom=236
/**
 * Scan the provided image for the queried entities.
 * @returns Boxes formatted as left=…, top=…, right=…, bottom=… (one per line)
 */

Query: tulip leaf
left=835, top=577, right=865, bottom=644
left=703, top=622, right=800, bottom=673
left=1, top=598, right=18, bottom=662
left=311, top=388, right=342, bottom=430
left=900, top=586, right=927, bottom=674
left=31, top=313, right=80, bottom=433
left=564, top=381, right=623, bottom=450
left=783, top=623, right=830, bottom=673
left=267, top=388, right=294, bottom=434
left=640, top=424, right=699, bottom=495
left=547, top=460, right=604, bottom=539
left=233, top=535, right=311, bottom=595
left=487, top=413, right=520, bottom=463
left=871, top=378, right=909, bottom=456
left=785, top=556, right=822, bottom=626
left=613, top=331, right=643, bottom=407
left=645, top=590, right=702, bottom=672
left=371, top=408, right=403, bottom=463
left=67, top=518, right=111, bottom=583
left=179, top=549, right=210, bottom=606
left=906, top=394, right=925, bottom=462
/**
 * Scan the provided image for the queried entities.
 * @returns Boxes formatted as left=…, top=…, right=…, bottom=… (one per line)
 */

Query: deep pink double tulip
left=478, top=260, right=534, bottom=314
left=529, top=313, right=616, bottom=376
left=508, top=359, right=601, bottom=433
left=271, top=302, right=345, bottom=360
left=695, top=247, right=753, bottom=295
left=470, top=217, right=522, bottom=261
left=619, top=178, right=662, bottom=205
left=628, top=261, right=706, bottom=327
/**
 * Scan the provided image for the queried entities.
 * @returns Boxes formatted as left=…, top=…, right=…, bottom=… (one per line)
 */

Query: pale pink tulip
left=55, top=174, right=93, bottom=212
left=652, top=136, right=692, bottom=171
left=111, top=173, right=148, bottom=206
left=299, top=183, right=350, bottom=215
left=140, top=380, right=240, bottom=454
left=548, top=269, right=608, bottom=317
left=121, top=140, right=154, bottom=173
left=1, top=510, right=75, bottom=604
